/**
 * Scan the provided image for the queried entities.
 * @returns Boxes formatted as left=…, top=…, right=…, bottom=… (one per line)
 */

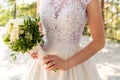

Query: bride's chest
left=39, top=0, right=87, bottom=21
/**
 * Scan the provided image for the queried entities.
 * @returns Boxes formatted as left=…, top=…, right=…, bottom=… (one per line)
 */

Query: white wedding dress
left=22, top=0, right=101, bottom=80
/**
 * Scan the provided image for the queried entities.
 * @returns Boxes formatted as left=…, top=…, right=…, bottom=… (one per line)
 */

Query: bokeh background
left=0, top=0, right=120, bottom=80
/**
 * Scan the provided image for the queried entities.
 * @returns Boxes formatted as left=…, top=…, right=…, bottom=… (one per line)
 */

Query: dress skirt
left=22, top=42, right=101, bottom=80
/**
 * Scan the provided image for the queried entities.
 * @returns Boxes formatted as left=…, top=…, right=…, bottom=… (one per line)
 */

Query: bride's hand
left=29, top=21, right=44, bottom=59
left=29, top=44, right=45, bottom=59
left=43, top=55, right=71, bottom=71
left=29, top=51, right=39, bottom=59
left=38, top=21, right=43, bottom=34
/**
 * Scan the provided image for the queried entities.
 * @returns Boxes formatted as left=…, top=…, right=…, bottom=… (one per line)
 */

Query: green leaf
left=10, top=53, right=15, bottom=56
left=19, top=25, right=24, bottom=27
left=13, top=56, right=16, bottom=61
left=3, top=34, right=10, bottom=44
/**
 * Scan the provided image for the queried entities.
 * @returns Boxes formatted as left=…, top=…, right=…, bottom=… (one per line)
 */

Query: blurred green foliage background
left=0, top=0, right=37, bottom=26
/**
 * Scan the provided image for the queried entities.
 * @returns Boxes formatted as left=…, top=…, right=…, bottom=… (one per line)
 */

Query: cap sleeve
left=82, top=0, right=92, bottom=8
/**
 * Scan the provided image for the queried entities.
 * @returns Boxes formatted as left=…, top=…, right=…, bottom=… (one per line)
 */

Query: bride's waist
left=43, top=41, right=81, bottom=59
left=45, top=41, right=80, bottom=50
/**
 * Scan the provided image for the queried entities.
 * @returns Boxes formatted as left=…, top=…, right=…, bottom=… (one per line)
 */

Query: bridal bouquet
left=3, top=16, right=44, bottom=60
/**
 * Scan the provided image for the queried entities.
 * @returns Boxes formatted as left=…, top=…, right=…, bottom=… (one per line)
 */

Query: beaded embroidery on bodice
left=39, top=0, right=91, bottom=45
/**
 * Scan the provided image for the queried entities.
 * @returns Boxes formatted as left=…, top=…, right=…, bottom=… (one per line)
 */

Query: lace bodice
left=39, top=0, right=91, bottom=46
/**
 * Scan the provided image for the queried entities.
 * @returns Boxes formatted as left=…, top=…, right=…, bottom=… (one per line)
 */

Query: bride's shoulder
left=86, top=0, right=100, bottom=7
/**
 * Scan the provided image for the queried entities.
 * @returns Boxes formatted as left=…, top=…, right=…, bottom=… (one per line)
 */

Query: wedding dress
left=22, top=0, right=101, bottom=80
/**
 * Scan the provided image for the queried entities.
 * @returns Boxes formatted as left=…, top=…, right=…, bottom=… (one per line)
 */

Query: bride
left=22, top=0, right=105, bottom=80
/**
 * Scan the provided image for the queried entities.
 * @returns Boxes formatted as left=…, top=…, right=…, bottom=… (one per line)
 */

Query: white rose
left=9, top=18, right=25, bottom=42
left=10, top=23, right=19, bottom=42
left=15, top=18, right=24, bottom=26
left=19, top=29, right=24, bottom=34
left=25, top=32, right=32, bottom=40
left=10, top=29, right=19, bottom=42
left=5, top=19, right=14, bottom=34
left=19, top=19, right=24, bottom=25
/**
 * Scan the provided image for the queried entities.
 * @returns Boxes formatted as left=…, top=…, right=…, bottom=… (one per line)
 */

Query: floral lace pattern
left=39, top=0, right=91, bottom=45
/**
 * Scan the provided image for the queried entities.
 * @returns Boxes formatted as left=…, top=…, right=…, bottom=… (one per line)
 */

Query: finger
left=43, top=55, right=58, bottom=64
left=46, top=61, right=56, bottom=70
left=47, top=65, right=57, bottom=71
left=38, top=23, right=43, bottom=32
left=39, top=22, right=42, bottom=26
left=32, top=56, right=38, bottom=59
left=30, top=53, right=38, bottom=59
left=44, top=57, right=53, bottom=64
left=29, top=52, right=38, bottom=56
left=31, top=54, right=38, bottom=57
left=31, top=53, right=38, bottom=56
left=31, top=55, right=38, bottom=58
left=31, top=56, right=38, bottom=59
